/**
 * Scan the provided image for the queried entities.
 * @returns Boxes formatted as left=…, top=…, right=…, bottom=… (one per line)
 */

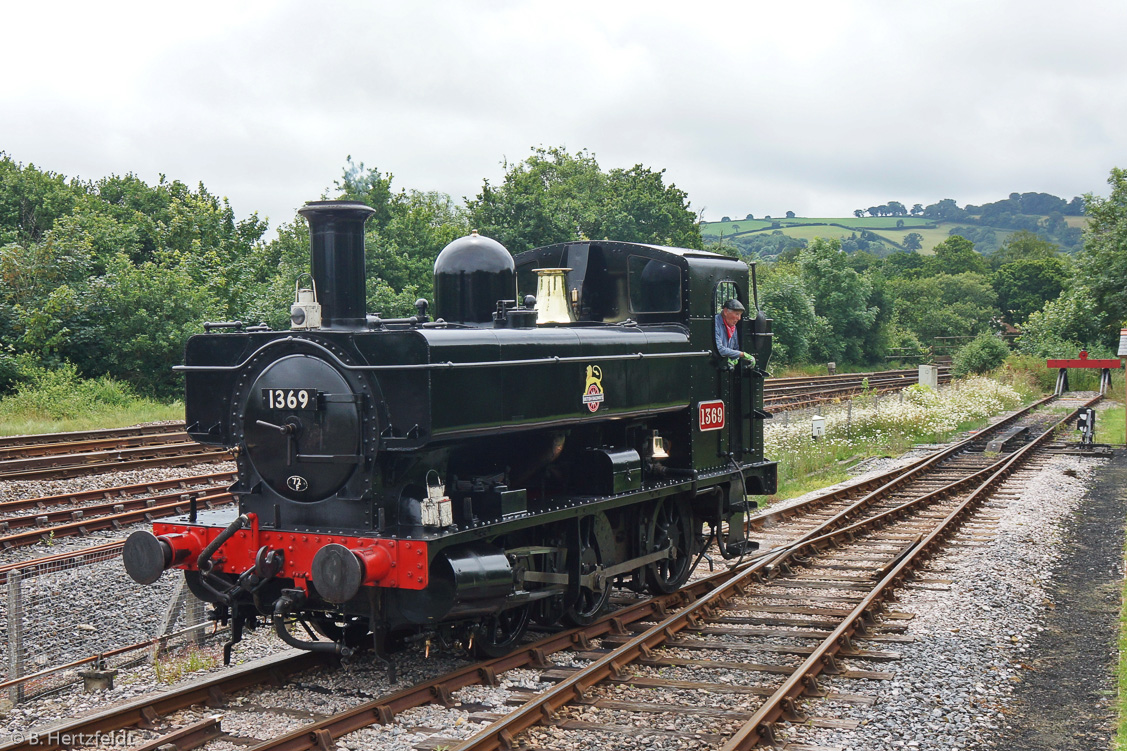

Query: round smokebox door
left=243, top=354, right=361, bottom=501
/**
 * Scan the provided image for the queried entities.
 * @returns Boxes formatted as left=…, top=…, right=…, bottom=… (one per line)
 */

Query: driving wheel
left=642, top=494, right=699, bottom=595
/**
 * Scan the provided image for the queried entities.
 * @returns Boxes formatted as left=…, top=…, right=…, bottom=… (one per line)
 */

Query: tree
left=854, top=209, right=864, bottom=218
left=0, top=161, right=270, bottom=396
left=902, top=232, right=923, bottom=251
left=1017, top=287, right=1109, bottom=358
left=889, top=272, right=997, bottom=344
left=989, top=229, right=1060, bottom=267
left=466, top=146, right=701, bottom=252
left=758, top=264, right=816, bottom=363
left=910, top=203, right=924, bottom=216
left=883, top=249, right=924, bottom=278
left=0, top=154, right=83, bottom=244
left=721, top=216, right=731, bottom=223
left=785, top=210, right=795, bottom=219
left=745, top=213, right=754, bottom=220
left=887, top=201, right=907, bottom=217
left=797, top=238, right=879, bottom=363
left=922, top=198, right=968, bottom=222
left=928, top=235, right=988, bottom=275
left=1075, top=167, right=1127, bottom=337
left=992, top=257, right=1068, bottom=326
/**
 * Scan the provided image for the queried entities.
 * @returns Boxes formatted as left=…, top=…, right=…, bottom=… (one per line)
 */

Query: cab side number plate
left=262, top=388, right=318, bottom=411
left=698, top=399, right=725, bottom=431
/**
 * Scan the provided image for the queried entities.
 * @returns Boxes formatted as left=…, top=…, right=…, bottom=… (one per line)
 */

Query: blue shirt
left=714, top=313, right=742, bottom=359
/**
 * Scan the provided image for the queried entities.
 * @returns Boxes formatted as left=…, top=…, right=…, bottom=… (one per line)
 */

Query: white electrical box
left=811, top=415, right=826, bottom=439
left=919, top=364, right=939, bottom=389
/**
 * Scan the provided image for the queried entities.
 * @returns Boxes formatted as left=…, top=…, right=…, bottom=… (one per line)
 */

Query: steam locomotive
left=124, top=200, right=776, bottom=662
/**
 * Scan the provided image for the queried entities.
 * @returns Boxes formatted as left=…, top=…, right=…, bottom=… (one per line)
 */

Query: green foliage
left=728, top=230, right=806, bottom=259
left=798, top=238, right=879, bottom=363
left=757, top=264, right=816, bottom=363
left=466, top=146, right=701, bottom=252
left=885, top=326, right=929, bottom=363
left=153, top=647, right=218, bottom=684
left=1002, top=353, right=1059, bottom=394
left=989, top=229, right=1061, bottom=267
left=0, top=154, right=84, bottom=243
left=1016, top=287, right=1108, bottom=358
left=1076, top=167, right=1127, bottom=341
left=889, top=272, right=998, bottom=344
left=992, top=256, right=1068, bottom=325
left=928, top=235, right=988, bottom=275
left=952, top=333, right=1010, bottom=377
left=882, top=249, right=925, bottom=278
left=0, top=161, right=269, bottom=397
left=0, top=363, right=137, bottom=421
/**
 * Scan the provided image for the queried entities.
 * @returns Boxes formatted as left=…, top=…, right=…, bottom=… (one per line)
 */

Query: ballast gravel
left=780, top=451, right=1108, bottom=750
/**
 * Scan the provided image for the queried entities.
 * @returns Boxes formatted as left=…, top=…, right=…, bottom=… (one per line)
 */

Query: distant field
left=702, top=216, right=937, bottom=237
left=701, top=215, right=1077, bottom=253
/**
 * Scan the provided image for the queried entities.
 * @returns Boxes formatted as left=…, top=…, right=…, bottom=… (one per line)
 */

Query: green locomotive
left=124, top=201, right=776, bottom=661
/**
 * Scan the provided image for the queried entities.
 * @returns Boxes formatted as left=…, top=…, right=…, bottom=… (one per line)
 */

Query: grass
left=153, top=647, right=218, bottom=684
left=1097, top=405, right=1126, bottom=446
left=764, top=376, right=1036, bottom=502
left=0, top=363, right=181, bottom=436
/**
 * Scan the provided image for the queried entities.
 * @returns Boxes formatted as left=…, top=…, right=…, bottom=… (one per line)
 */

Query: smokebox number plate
left=262, top=388, right=319, bottom=411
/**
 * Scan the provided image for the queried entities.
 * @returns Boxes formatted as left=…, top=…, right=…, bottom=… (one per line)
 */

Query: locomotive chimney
left=297, top=200, right=377, bottom=329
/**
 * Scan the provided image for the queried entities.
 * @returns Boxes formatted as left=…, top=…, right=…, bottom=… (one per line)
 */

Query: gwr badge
left=287, top=475, right=309, bottom=492
left=582, top=365, right=605, bottom=412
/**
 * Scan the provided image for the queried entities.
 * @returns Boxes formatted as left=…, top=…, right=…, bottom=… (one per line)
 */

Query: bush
left=0, top=363, right=137, bottom=421
left=1001, top=353, right=1058, bottom=396
left=953, top=334, right=1010, bottom=378
left=0, top=348, right=33, bottom=395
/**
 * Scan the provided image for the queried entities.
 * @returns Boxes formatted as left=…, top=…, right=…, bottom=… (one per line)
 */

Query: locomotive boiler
left=123, top=200, right=776, bottom=661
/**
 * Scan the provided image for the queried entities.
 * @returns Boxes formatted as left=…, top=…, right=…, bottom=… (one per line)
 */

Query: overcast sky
left=3, top=1, right=1125, bottom=235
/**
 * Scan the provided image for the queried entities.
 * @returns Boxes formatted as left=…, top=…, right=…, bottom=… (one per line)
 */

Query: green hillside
left=702, top=210, right=1086, bottom=257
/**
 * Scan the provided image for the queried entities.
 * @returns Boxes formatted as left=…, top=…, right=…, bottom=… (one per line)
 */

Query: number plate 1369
left=262, top=388, right=318, bottom=411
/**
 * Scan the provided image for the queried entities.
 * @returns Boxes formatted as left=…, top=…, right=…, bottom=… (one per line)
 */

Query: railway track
left=0, top=472, right=236, bottom=550
left=764, top=367, right=951, bottom=412
left=0, top=442, right=231, bottom=482
left=0, top=422, right=233, bottom=481
left=1, top=394, right=1093, bottom=751
left=0, top=423, right=184, bottom=451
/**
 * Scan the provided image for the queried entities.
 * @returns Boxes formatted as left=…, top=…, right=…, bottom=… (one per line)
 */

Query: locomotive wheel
left=642, top=494, right=699, bottom=595
left=474, top=604, right=532, bottom=658
left=308, top=615, right=371, bottom=650
left=564, top=512, right=614, bottom=626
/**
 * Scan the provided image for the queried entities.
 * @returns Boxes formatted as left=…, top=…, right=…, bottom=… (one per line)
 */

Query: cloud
left=2, top=0, right=1125, bottom=230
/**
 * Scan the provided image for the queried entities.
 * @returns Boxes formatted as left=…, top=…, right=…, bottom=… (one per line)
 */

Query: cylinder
left=297, top=201, right=377, bottom=329
left=394, top=543, right=513, bottom=623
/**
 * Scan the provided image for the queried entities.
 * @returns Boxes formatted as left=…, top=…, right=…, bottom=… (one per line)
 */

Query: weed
left=153, top=647, right=218, bottom=684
